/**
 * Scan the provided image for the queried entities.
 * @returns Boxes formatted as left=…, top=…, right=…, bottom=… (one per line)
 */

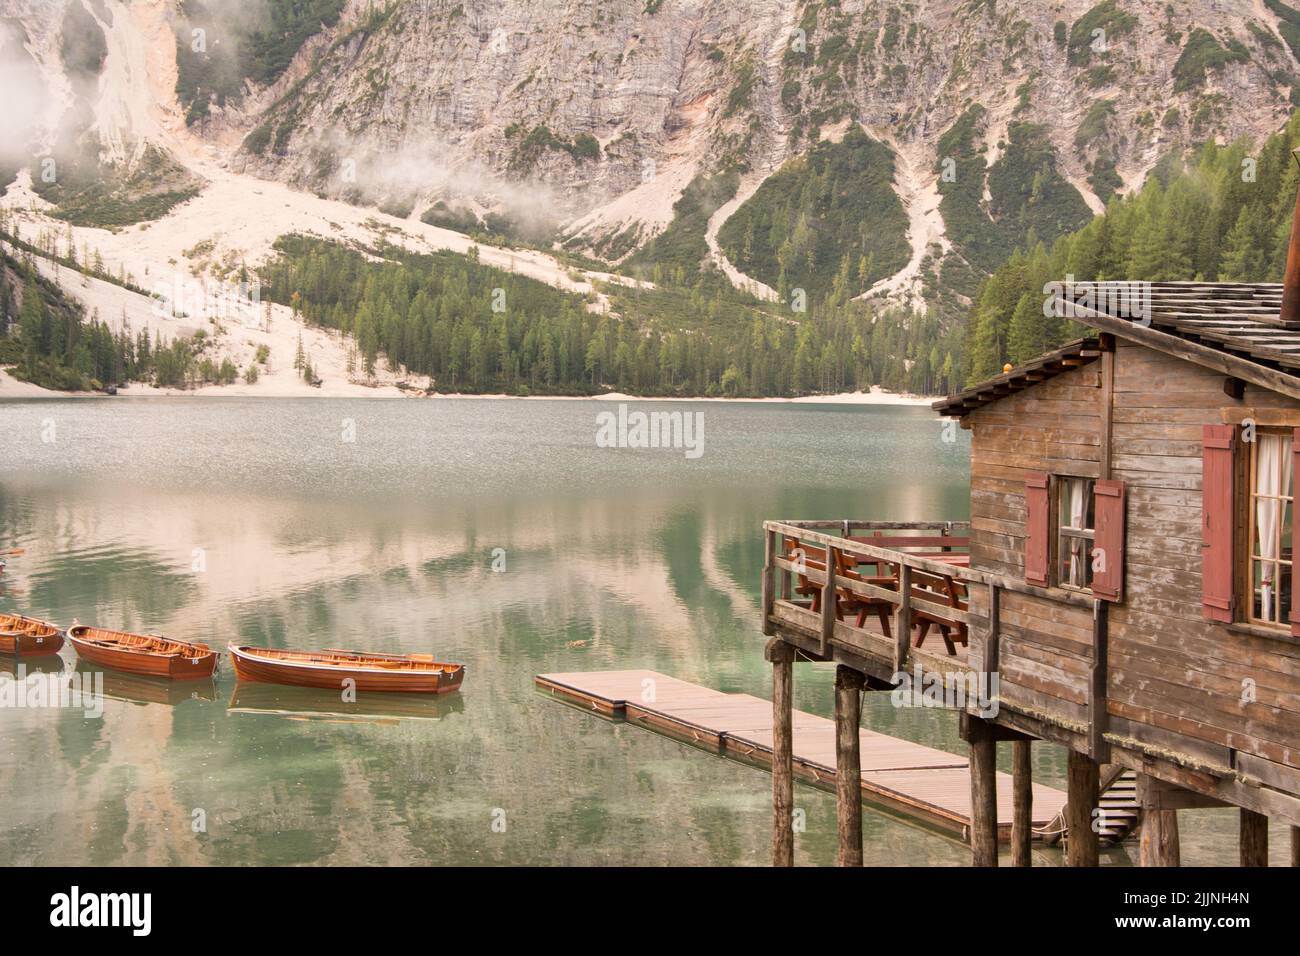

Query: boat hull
left=229, top=645, right=464, bottom=694
left=0, top=615, right=65, bottom=657
left=68, top=627, right=217, bottom=681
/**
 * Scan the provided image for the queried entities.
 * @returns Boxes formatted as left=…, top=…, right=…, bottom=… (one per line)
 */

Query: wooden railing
left=761, top=519, right=1096, bottom=682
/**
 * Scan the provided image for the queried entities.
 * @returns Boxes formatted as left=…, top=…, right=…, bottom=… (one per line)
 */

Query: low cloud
left=303, top=129, right=566, bottom=235
left=0, top=18, right=55, bottom=165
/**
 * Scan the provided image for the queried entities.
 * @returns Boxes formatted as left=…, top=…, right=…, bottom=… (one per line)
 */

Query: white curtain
left=1256, top=434, right=1292, bottom=621
left=1068, top=479, right=1087, bottom=586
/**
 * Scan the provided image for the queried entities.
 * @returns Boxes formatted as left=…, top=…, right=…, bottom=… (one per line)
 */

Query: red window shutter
left=1024, top=472, right=1050, bottom=587
left=1201, top=424, right=1235, bottom=623
left=1291, top=429, right=1300, bottom=637
left=1092, top=480, right=1126, bottom=601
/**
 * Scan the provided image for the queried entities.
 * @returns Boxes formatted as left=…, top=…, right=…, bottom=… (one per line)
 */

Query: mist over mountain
left=200, top=0, right=1298, bottom=304
left=2, top=0, right=1299, bottom=398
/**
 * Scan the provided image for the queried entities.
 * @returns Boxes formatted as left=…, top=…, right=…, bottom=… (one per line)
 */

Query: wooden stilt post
left=834, top=665, right=866, bottom=867
left=765, top=638, right=795, bottom=867
left=968, top=717, right=998, bottom=866
left=1240, top=809, right=1269, bottom=867
left=1066, top=750, right=1100, bottom=867
left=1011, top=739, right=1032, bottom=867
left=761, top=529, right=776, bottom=637
left=1292, top=826, right=1300, bottom=867
left=1139, top=810, right=1181, bottom=867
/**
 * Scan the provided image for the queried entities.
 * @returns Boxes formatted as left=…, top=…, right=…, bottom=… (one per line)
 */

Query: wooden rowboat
left=68, top=625, right=218, bottom=681
left=228, top=645, right=465, bottom=694
left=0, top=613, right=65, bottom=657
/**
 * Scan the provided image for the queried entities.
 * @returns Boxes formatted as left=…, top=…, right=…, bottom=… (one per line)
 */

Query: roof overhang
left=933, top=338, right=1102, bottom=416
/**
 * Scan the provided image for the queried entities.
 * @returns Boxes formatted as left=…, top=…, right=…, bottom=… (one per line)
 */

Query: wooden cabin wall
left=966, top=362, right=1101, bottom=729
left=1107, top=341, right=1300, bottom=782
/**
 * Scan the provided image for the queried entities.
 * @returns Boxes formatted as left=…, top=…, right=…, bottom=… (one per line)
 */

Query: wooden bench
left=908, top=569, right=969, bottom=656
left=784, top=539, right=826, bottom=611
left=784, top=540, right=896, bottom=636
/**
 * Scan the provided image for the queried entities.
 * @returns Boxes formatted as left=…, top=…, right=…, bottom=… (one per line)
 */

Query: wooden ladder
left=1095, top=767, right=1141, bottom=845
left=1046, top=765, right=1141, bottom=847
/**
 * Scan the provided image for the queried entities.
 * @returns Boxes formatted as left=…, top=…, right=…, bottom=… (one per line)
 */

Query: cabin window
left=1057, top=476, right=1096, bottom=589
left=1248, top=432, right=1294, bottom=628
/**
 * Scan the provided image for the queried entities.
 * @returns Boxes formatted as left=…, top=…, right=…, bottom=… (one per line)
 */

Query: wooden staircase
left=1044, top=764, right=1141, bottom=846
left=1096, top=767, right=1140, bottom=845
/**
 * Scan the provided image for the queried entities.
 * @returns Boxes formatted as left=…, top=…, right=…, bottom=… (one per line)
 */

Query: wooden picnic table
left=782, top=535, right=972, bottom=657
left=839, top=541, right=971, bottom=656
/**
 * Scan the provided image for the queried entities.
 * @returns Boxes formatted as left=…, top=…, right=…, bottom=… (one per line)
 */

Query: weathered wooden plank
left=1001, top=636, right=1092, bottom=676
left=1108, top=662, right=1300, bottom=749
left=1106, top=711, right=1235, bottom=771
left=1001, top=596, right=1097, bottom=639
left=1111, top=406, right=1232, bottom=425
left=1107, top=696, right=1300, bottom=773
left=1110, top=646, right=1300, bottom=715
left=975, top=422, right=1103, bottom=446
left=1111, top=453, right=1205, bottom=475
left=1111, top=606, right=1300, bottom=670
left=1001, top=658, right=1090, bottom=706
left=894, top=563, right=912, bottom=672
left=1089, top=601, right=1110, bottom=761
left=998, top=677, right=1092, bottom=725
left=1112, top=421, right=1208, bottom=441
left=1237, top=753, right=1300, bottom=794
left=762, top=529, right=775, bottom=638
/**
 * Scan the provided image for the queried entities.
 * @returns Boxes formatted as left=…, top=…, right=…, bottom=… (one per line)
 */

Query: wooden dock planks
left=536, top=669, right=1068, bottom=843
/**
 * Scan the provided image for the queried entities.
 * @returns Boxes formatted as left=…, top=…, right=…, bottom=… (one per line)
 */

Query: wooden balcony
left=761, top=520, right=1104, bottom=755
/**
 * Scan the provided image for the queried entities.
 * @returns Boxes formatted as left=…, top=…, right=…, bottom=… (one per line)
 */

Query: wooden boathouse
left=758, top=199, right=1300, bottom=867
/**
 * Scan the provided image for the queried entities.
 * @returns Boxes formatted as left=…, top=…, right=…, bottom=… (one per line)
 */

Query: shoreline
left=0, top=375, right=940, bottom=406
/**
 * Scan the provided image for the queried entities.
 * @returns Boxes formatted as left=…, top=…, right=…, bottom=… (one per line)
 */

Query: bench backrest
left=847, top=534, right=971, bottom=550
left=910, top=568, right=968, bottom=608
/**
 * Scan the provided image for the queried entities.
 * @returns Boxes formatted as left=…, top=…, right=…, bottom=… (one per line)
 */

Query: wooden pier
left=536, top=669, right=1067, bottom=843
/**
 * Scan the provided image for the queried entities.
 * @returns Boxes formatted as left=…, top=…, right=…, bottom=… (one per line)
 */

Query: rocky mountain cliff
left=215, top=0, right=1300, bottom=303
left=4, top=0, right=1300, bottom=311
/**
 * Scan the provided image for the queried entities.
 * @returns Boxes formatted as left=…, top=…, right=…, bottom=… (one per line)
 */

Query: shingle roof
left=934, top=280, right=1300, bottom=416
left=932, top=338, right=1102, bottom=416
left=1065, top=281, right=1300, bottom=371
